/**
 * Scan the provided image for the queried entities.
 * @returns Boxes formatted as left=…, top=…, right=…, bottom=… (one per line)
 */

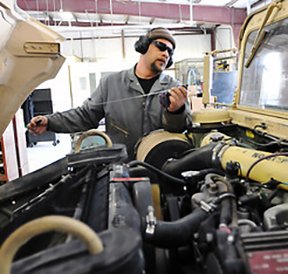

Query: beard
left=151, top=60, right=166, bottom=74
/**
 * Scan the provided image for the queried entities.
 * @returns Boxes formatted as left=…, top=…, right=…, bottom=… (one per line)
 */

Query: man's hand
left=167, top=85, right=188, bottom=112
left=27, top=116, right=48, bottom=135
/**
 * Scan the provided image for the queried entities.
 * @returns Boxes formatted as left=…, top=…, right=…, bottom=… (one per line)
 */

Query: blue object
left=212, top=71, right=237, bottom=104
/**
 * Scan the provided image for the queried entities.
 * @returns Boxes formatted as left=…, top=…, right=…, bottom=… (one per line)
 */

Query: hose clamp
left=212, top=142, right=230, bottom=168
left=146, top=206, right=157, bottom=235
left=200, top=201, right=217, bottom=213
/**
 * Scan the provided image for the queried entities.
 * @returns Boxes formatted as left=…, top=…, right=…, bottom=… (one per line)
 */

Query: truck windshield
left=240, top=19, right=288, bottom=111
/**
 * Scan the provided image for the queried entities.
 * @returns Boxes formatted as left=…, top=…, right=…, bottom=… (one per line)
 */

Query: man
left=28, top=27, right=190, bottom=160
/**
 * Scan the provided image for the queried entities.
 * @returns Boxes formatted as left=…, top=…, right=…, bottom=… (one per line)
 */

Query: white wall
left=61, top=33, right=213, bottom=67
left=36, top=62, right=71, bottom=112
left=36, top=25, right=234, bottom=112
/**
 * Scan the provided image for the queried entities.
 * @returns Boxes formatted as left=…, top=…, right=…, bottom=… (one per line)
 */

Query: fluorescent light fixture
left=59, top=9, right=75, bottom=21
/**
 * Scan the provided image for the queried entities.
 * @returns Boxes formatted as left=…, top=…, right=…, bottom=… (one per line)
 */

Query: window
left=240, top=19, right=288, bottom=111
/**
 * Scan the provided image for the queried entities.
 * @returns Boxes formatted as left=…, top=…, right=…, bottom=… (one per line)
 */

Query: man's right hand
left=27, top=116, right=48, bottom=135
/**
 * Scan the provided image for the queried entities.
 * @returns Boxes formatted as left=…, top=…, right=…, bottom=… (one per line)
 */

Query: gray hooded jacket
left=46, top=66, right=191, bottom=160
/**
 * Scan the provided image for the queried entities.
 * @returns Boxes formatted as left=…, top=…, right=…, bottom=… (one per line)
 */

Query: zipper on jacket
left=110, top=121, right=129, bottom=138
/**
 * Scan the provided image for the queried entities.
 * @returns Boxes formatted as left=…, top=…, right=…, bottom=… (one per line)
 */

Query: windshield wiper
left=245, top=0, right=283, bottom=68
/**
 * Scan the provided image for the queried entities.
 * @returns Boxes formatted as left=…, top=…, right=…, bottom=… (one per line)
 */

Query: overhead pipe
left=138, top=0, right=142, bottom=24
left=246, top=0, right=251, bottom=14
left=121, top=29, right=126, bottom=59
left=110, top=0, right=113, bottom=25
left=190, top=0, right=193, bottom=25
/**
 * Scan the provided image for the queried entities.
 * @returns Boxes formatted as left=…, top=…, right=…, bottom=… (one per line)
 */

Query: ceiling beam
left=17, top=0, right=246, bottom=26
left=17, top=0, right=246, bottom=46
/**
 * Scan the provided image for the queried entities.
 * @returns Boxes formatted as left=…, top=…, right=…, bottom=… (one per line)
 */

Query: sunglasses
left=151, top=40, right=174, bottom=56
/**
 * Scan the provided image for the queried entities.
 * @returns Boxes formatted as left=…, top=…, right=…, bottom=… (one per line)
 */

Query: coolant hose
left=145, top=207, right=209, bottom=248
left=0, top=215, right=104, bottom=274
left=161, top=143, right=217, bottom=177
left=212, top=174, right=238, bottom=228
left=205, top=173, right=233, bottom=226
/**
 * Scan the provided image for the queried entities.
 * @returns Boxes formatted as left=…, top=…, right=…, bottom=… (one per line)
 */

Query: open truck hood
left=0, top=0, right=65, bottom=137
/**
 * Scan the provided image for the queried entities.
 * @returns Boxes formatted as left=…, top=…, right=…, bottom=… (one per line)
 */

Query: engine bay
left=0, top=119, right=288, bottom=274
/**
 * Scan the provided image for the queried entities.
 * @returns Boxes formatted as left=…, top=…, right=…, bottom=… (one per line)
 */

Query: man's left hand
left=167, top=85, right=188, bottom=112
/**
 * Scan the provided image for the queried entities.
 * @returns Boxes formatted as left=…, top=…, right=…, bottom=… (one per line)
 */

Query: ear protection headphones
left=134, top=28, right=174, bottom=68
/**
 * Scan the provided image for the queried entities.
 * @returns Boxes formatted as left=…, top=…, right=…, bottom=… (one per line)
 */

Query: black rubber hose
left=161, top=143, right=218, bottom=177
left=212, top=175, right=238, bottom=228
left=144, top=207, right=209, bottom=248
left=205, top=173, right=232, bottom=226
left=128, top=160, right=187, bottom=185
left=219, top=198, right=232, bottom=225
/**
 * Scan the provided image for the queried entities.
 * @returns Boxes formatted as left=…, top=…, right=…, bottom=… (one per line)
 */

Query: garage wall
left=36, top=25, right=233, bottom=112
left=61, top=32, right=213, bottom=63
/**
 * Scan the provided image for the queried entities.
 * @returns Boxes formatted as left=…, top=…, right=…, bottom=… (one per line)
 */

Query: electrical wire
left=128, top=160, right=187, bottom=185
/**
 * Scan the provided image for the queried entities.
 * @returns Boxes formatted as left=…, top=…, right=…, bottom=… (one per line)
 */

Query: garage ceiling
left=16, top=0, right=271, bottom=39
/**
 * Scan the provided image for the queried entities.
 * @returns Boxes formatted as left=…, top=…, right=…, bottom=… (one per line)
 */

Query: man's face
left=146, top=38, right=174, bottom=73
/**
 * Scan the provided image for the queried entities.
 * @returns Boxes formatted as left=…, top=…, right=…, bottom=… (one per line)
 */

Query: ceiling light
left=59, top=9, right=75, bottom=21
